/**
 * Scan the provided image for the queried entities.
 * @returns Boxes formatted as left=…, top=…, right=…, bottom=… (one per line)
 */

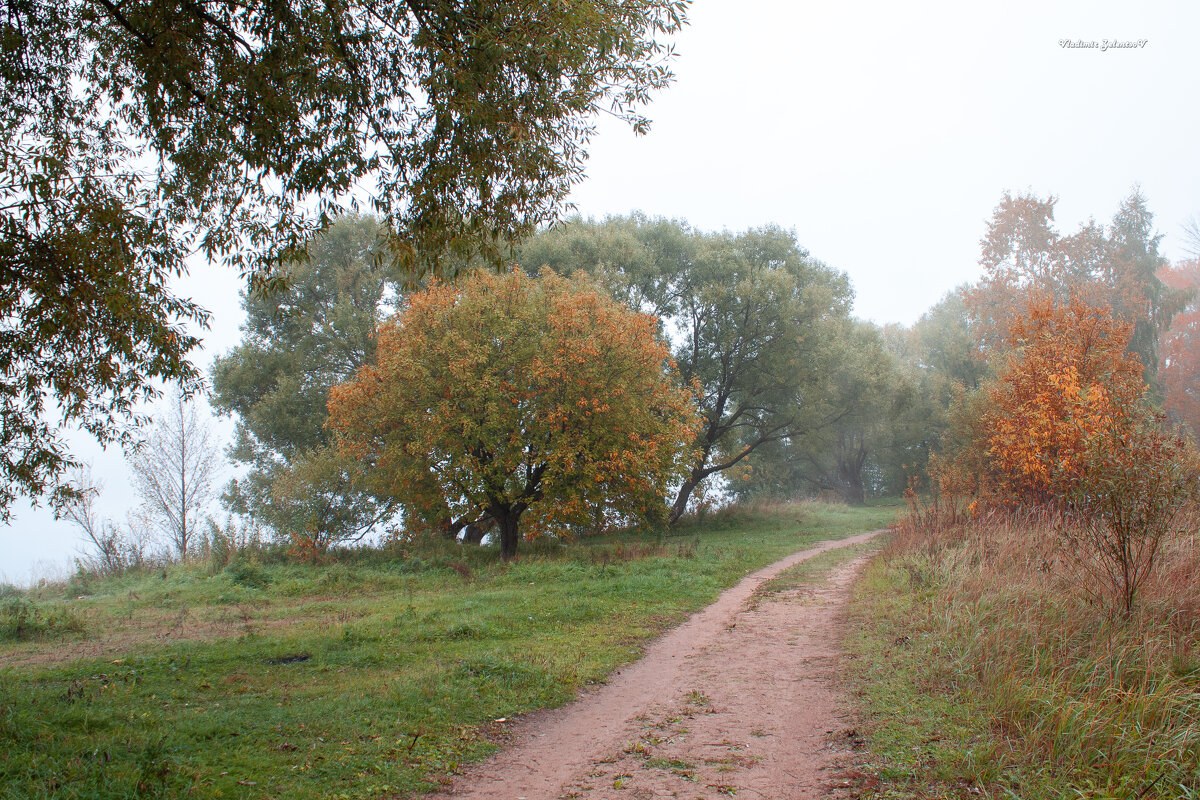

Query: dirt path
left=432, top=530, right=883, bottom=800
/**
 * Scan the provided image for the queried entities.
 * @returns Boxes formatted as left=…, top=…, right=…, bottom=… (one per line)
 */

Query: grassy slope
left=1, top=501, right=897, bottom=800
left=844, top=522, right=1200, bottom=800
left=843, top=548, right=992, bottom=799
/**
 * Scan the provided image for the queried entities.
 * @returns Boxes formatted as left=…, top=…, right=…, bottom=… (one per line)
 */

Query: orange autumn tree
left=982, top=296, right=1147, bottom=503
left=964, top=191, right=1178, bottom=386
left=931, top=293, right=1200, bottom=612
left=327, top=268, right=699, bottom=559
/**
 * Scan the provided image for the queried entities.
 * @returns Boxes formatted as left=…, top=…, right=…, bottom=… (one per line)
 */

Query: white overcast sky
left=3, top=0, right=1198, bottom=583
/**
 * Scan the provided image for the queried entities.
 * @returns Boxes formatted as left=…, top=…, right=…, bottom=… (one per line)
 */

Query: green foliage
left=876, top=290, right=989, bottom=494
left=1108, top=190, right=1184, bottom=388
left=212, top=217, right=391, bottom=458
left=212, top=216, right=393, bottom=545
left=517, top=215, right=856, bottom=520
left=2, top=0, right=686, bottom=516
left=0, top=502, right=886, bottom=799
left=905, top=289, right=988, bottom=397
left=0, top=171, right=207, bottom=518
left=735, top=320, right=918, bottom=504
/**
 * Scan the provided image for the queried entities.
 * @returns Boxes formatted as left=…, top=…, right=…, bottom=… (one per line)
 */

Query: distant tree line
left=202, top=188, right=1200, bottom=560
left=209, top=214, right=939, bottom=554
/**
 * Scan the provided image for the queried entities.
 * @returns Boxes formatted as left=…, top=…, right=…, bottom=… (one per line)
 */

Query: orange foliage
left=327, top=268, right=699, bottom=558
left=981, top=296, right=1146, bottom=503
left=964, top=191, right=1166, bottom=377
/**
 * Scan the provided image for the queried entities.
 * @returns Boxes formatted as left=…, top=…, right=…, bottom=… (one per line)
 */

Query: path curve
left=432, top=529, right=885, bottom=800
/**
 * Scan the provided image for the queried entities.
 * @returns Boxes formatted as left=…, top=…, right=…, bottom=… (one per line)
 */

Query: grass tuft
left=1, top=597, right=87, bottom=642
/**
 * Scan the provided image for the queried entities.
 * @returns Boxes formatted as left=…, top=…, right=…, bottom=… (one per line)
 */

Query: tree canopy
left=210, top=216, right=392, bottom=547
left=517, top=215, right=853, bottom=521
left=965, top=190, right=1181, bottom=389
left=871, top=289, right=987, bottom=494
left=980, top=297, right=1147, bottom=503
left=732, top=320, right=918, bottom=505
left=1, top=0, right=687, bottom=517
left=328, top=268, right=698, bottom=558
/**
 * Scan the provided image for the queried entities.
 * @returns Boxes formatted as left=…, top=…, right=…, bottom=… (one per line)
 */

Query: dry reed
left=880, top=504, right=1200, bottom=798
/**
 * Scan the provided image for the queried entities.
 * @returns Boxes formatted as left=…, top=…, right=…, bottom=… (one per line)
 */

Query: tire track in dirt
left=431, top=529, right=885, bottom=800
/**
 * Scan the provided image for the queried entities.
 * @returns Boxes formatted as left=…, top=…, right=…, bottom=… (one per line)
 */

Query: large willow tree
left=518, top=215, right=854, bottom=522
left=0, top=0, right=687, bottom=516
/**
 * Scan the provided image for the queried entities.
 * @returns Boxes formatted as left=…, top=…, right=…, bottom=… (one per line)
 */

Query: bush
left=1064, top=423, right=1200, bottom=615
left=202, top=515, right=269, bottom=571
left=223, top=560, right=271, bottom=590
left=63, top=570, right=93, bottom=599
left=1, top=598, right=87, bottom=641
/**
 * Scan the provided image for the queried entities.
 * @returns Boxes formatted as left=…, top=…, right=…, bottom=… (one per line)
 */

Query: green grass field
left=1, top=500, right=897, bottom=799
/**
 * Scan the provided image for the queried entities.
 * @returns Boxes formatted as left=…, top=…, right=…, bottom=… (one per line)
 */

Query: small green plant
left=203, top=515, right=266, bottom=570
left=223, top=559, right=271, bottom=590
left=63, top=569, right=93, bottom=598
left=1, top=597, right=86, bottom=641
left=645, top=757, right=694, bottom=774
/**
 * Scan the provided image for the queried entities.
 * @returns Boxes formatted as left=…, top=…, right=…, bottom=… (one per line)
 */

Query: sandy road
left=431, top=529, right=883, bottom=800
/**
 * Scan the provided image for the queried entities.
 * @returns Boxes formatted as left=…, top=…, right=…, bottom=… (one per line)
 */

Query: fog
left=3, top=0, right=1197, bottom=583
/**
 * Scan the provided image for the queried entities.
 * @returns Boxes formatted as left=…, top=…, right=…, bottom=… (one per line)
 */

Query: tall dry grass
left=882, top=503, right=1200, bottom=798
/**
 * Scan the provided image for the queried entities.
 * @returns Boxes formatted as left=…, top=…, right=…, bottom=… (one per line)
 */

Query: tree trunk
left=667, top=473, right=701, bottom=526
left=493, top=508, right=521, bottom=560
left=835, top=432, right=868, bottom=506
left=838, top=475, right=865, bottom=505
left=462, top=516, right=494, bottom=545
left=462, top=522, right=485, bottom=545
